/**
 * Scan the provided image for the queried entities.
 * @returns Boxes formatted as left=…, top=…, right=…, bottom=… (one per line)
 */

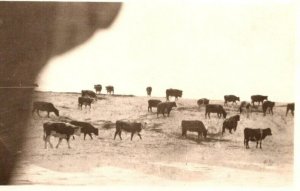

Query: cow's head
left=235, top=115, right=240, bottom=121
left=171, top=102, right=177, bottom=107
left=54, top=109, right=59, bottom=117
left=237, top=97, right=240, bottom=101
left=94, top=128, right=99, bottom=136
left=265, top=128, right=272, bottom=136
left=203, top=129, right=208, bottom=138
left=265, top=96, right=268, bottom=100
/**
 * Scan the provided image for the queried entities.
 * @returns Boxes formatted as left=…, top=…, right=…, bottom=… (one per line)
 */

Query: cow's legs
left=137, top=133, right=142, bottom=140
left=84, top=133, right=87, bottom=140
left=292, top=110, right=294, bottom=116
left=56, top=138, right=63, bottom=148
left=256, top=141, right=259, bottom=148
left=118, top=131, right=122, bottom=140
left=130, top=132, right=134, bottom=141
left=89, top=133, right=93, bottom=140
left=259, top=140, right=262, bottom=149
left=113, top=130, right=119, bottom=140
left=47, top=112, right=50, bottom=118
left=67, top=138, right=71, bottom=149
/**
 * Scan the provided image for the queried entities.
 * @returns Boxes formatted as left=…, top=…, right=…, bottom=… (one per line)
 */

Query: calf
left=251, top=95, right=268, bottom=106
left=262, top=101, right=275, bottom=116
left=181, top=120, right=207, bottom=140
left=197, top=98, right=209, bottom=107
left=244, top=128, right=272, bottom=149
left=166, top=89, right=183, bottom=101
left=286, top=103, right=295, bottom=116
left=222, top=115, right=240, bottom=135
left=148, top=99, right=162, bottom=112
left=43, top=122, right=81, bottom=149
left=157, top=101, right=177, bottom=117
left=32, top=101, right=59, bottom=117
left=114, top=120, right=146, bottom=141
left=106, top=86, right=114, bottom=94
left=70, top=120, right=99, bottom=140
left=224, top=95, right=240, bottom=105
left=146, top=86, right=152, bottom=96
left=205, top=104, right=227, bottom=119
left=78, top=97, right=93, bottom=109
left=94, top=84, right=102, bottom=94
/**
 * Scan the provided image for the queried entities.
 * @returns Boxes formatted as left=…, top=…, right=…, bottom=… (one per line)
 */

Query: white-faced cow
left=114, top=120, right=146, bottom=141
left=244, top=128, right=272, bottom=149
left=32, top=101, right=59, bottom=117
left=262, top=101, right=275, bottom=116
left=146, top=86, right=152, bottom=96
left=78, top=97, right=93, bottom=110
left=197, top=98, right=209, bottom=107
left=70, top=120, right=99, bottom=140
left=166, top=89, right=182, bottom=101
left=148, top=99, right=162, bottom=112
left=106, top=86, right=114, bottom=94
left=224, top=95, right=240, bottom=106
left=94, top=84, right=102, bottom=94
left=222, top=115, right=240, bottom=135
left=181, top=120, right=207, bottom=140
left=157, top=101, right=177, bottom=117
left=251, top=95, right=268, bottom=106
left=286, top=103, right=294, bottom=116
left=205, top=104, right=227, bottom=119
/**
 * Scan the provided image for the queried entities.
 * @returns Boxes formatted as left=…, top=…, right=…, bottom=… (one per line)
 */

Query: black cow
left=244, top=128, right=272, bottom=149
left=251, top=95, right=268, bottom=106
left=262, top=101, right=275, bottom=116
left=78, top=97, right=93, bottom=110
left=224, top=95, right=240, bottom=105
left=286, top=103, right=295, bottom=116
left=43, top=122, right=81, bottom=149
left=239, top=101, right=251, bottom=118
left=32, top=101, right=59, bottom=117
left=106, top=86, right=114, bottom=94
left=114, top=120, right=146, bottom=141
left=157, top=101, right=177, bottom=117
left=197, top=98, right=209, bottom=107
left=181, top=120, right=207, bottom=140
left=94, top=84, right=102, bottom=94
left=70, top=121, right=99, bottom=140
left=81, top=90, right=97, bottom=100
left=205, top=104, right=227, bottom=119
left=148, top=99, right=162, bottom=112
left=166, top=89, right=182, bottom=101
left=222, top=115, right=240, bottom=135
left=146, top=86, right=152, bottom=96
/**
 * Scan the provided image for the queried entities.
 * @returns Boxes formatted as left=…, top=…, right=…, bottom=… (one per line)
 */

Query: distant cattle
left=262, top=101, right=275, bottom=116
left=146, top=86, right=152, bottom=96
left=244, top=128, right=272, bottom=149
left=70, top=121, right=99, bottom=140
left=197, top=98, right=209, bottom=107
left=157, top=101, right=177, bottom=117
left=94, top=84, right=102, bottom=94
left=32, top=101, right=59, bottom=117
left=78, top=97, right=93, bottom=110
left=239, top=101, right=251, bottom=118
left=251, top=95, right=268, bottom=106
left=205, top=104, right=227, bottom=119
left=166, top=89, right=182, bottom=101
left=286, top=103, right=295, bottom=116
left=148, top=99, right=162, bottom=112
left=222, top=115, right=240, bottom=135
left=181, top=120, right=207, bottom=140
left=114, top=120, right=146, bottom=141
left=106, top=86, right=114, bottom=94
left=43, top=122, right=81, bottom=149
left=81, top=90, right=97, bottom=100
left=224, top=95, right=240, bottom=105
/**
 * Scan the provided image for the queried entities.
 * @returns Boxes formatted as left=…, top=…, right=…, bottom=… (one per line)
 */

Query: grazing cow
left=70, top=121, right=99, bottom=140
left=239, top=101, right=251, bottom=118
left=148, top=99, right=162, bottom=112
left=78, top=97, right=93, bottom=110
left=43, top=122, right=81, bottom=149
left=205, top=104, right=227, bottom=119
left=244, top=128, right=272, bottom=149
left=32, top=101, right=59, bottom=117
left=181, top=120, right=207, bottom=140
left=94, top=84, right=102, bottom=94
left=81, top=90, right=97, bottom=100
left=251, top=95, right=268, bottom=106
left=166, top=89, right=183, bottom=101
left=222, top=115, right=240, bottom=135
left=157, top=101, right=177, bottom=117
left=197, top=98, right=209, bottom=107
left=262, top=101, right=275, bottom=116
left=106, top=86, right=114, bottom=94
left=286, top=103, right=295, bottom=116
left=146, top=86, right=152, bottom=96
left=114, top=120, right=146, bottom=141
left=224, top=95, right=240, bottom=105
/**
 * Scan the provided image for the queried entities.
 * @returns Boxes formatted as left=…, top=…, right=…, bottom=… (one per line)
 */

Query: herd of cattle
left=31, top=86, right=295, bottom=150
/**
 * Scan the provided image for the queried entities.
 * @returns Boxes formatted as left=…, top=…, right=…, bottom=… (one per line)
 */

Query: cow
left=222, top=115, right=240, bottom=135
left=70, top=121, right=99, bottom=140
left=81, top=90, right=97, bottom=100
left=262, top=101, right=275, bottom=116
left=146, top=86, right=152, bottom=96
left=166, top=89, right=182, bottom=101
left=181, top=120, right=207, bottom=140
left=78, top=97, right=93, bottom=110
left=286, top=103, right=295, bottom=116
left=114, top=120, right=146, bottom=141
left=239, top=101, right=251, bottom=118
left=157, top=101, right=177, bottom=117
left=224, top=95, right=240, bottom=105
left=43, top=122, right=81, bottom=149
left=148, top=99, right=162, bottom=112
left=106, top=86, right=114, bottom=94
left=205, top=104, right=227, bottom=119
left=94, top=84, right=102, bottom=94
left=251, top=95, right=268, bottom=106
left=32, top=101, right=59, bottom=117
left=197, top=98, right=209, bottom=107
left=244, top=128, right=272, bottom=149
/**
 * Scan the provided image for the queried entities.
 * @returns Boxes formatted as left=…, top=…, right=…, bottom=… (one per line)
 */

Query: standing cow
left=222, top=115, right=240, bottom=135
left=286, top=103, right=295, bottom=116
left=146, top=86, right=152, bottom=96
left=114, top=120, right=146, bottom=141
left=32, top=101, right=59, bottom=117
left=70, top=120, right=99, bottom=140
left=81, top=90, right=97, bottom=100
left=244, top=128, right=272, bottom=149
left=94, top=84, right=102, bottom=94
left=148, top=99, right=162, bottom=112
left=78, top=97, right=93, bottom=110
left=181, top=120, right=207, bottom=140
left=157, top=102, right=177, bottom=117
left=251, top=95, right=268, bottom=106
left=197, top=98, right=209, bottom=107
left=224, top=95, right=240, bottom=106
left=106, top=86, right=114, bottom=94
left=262, top=101, right=275, bottom=116
left=239, top=101, right=251, bottom=118
left=166, top=89, right=182, bottom=101
left=205, top=104, right=227, bottom=119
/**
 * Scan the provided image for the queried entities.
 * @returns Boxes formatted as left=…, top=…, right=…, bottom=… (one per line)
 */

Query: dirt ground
left=10, top=91, right=294, bottom=188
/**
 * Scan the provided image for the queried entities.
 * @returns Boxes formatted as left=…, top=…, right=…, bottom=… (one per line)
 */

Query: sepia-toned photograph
left=0, top=0, right=297, bottom=189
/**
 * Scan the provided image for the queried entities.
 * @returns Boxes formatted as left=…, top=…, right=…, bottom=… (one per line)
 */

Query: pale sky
left=37, top=0, right=296, bottom=102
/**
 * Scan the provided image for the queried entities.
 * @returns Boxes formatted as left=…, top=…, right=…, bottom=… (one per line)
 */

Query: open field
left=11, top=91, right=294, bottom=187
